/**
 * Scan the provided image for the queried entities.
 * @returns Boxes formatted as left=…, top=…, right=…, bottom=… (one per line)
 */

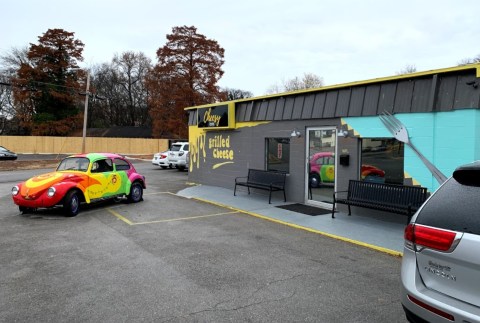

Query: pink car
left=309, top=152, right=385, bottom=188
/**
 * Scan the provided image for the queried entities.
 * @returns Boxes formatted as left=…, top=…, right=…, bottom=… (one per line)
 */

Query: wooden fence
left=0, top=136, right=170, bottom=155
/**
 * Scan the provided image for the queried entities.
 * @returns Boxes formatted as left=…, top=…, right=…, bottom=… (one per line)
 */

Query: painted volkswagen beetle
left=309, top=152, right=385, bottom=188
left=11, top=153, right=146, bottom=216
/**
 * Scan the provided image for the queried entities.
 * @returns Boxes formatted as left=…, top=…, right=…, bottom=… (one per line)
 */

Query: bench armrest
left=235, top=176, right=248, bottom=183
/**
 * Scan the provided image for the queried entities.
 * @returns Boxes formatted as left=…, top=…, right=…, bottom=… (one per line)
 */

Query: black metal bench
left=332, top=180, right=428, bottom=222
left=234, top=169, right=287, bottom=204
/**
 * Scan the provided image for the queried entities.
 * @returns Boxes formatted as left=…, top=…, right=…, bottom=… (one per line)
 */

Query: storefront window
left=266, top=138, right=290, bottom=173
left=361, top=138, right=404, bottom=184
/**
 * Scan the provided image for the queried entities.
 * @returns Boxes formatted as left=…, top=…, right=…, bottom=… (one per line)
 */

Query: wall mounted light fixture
left=337, top=129, right=349, bottom=137
left=466, top=81, right=478, bottom=89
left=290, top=128, right=301, bottom=138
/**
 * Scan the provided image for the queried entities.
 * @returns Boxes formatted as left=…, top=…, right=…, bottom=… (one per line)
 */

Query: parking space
left=106, top=192, right=238, bottom=225
left=0, top=160, right=405, bottom=322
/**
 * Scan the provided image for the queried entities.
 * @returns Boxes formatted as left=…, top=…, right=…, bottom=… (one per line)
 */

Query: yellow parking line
left=107, top=207, right=237, bottom=226
left=131, top=211, right=237, bottom=225
left=143, top=191, right=173, bottom=196
left=107, top=208, right=134, bottom=225
left=192, top=197, right=403, bottom=258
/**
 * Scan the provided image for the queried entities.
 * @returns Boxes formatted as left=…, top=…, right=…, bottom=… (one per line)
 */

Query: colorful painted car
left=309, top=152, right=385, bottom=188
left=11, top=153, right=146, bottom=216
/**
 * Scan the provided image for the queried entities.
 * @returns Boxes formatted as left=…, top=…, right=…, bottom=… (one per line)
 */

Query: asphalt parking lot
left=0, top=160, right=406, bottom=322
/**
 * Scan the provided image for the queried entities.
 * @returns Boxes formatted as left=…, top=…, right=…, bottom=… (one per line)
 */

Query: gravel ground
left=0, top=160, right=59, bottom=171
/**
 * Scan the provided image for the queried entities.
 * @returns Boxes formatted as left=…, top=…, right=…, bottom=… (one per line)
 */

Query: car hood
left=19, top=171, right=95, bottom=196
left=0, top=151, right=16, bottom=157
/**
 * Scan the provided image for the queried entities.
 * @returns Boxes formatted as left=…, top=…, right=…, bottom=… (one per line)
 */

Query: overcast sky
left=2, top=0, right=480, bottom=96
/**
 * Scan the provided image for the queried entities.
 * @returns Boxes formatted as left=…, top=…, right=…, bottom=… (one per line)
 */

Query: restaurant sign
left=197, top=103, right=235, bottom=130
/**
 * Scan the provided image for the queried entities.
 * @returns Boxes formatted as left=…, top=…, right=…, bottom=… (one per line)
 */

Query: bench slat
left=334, top=180, right=428, bottom=222
left=234, top=169, right=287, bottom=203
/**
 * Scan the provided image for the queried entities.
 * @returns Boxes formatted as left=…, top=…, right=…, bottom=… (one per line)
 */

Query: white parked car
left=401, top=161, right=480, bottom=322
left=169, top=142, right=189, bottom=171
left=152, top=151, right=172, bottom=169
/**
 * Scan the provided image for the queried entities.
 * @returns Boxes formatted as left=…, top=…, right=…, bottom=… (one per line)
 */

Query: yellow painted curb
left=192, top=197, right=403, bottom=258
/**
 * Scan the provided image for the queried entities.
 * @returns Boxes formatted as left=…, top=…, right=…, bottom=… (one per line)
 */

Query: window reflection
left=361, top=138, right=404, bottom=184
left=266, top=138, right=290, bottom=173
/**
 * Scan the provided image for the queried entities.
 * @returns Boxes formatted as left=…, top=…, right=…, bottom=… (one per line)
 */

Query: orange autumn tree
left=147, top=26, right=226, bottom=139
left=12, top=28, right=85, bottom=135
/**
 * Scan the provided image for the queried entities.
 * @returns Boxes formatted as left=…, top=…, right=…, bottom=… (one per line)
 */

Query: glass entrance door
left=306, top=127, right=336, bottom=207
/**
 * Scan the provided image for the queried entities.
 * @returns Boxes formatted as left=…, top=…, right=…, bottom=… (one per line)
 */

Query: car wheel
left=19, top=206, right=32, bottom=213
left=63, top=190, right=80, bottom=217
left=168, top=164, right=173, bottom=169
left=128, top=182, right=143, bottom=203
left=309, top=173, right=321, bottom=188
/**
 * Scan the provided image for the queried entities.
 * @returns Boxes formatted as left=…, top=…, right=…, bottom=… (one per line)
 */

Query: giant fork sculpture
left=379, top=111, right=447, bottom=185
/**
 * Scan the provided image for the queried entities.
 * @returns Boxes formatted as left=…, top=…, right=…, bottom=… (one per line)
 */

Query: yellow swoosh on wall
left=212, top=161, right=234, bottom=169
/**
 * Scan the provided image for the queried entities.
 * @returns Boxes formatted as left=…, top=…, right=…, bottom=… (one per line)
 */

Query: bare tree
left=395, top=64, right=417, bottom=75
left=223, top=87, right=253, bottom=100
left=0, top=47, right=30, bottom=134
left=458, top=55, right=480, bottom=66
left=90, top=51, right=152, bottom=128
left=266, top=73, right=324, bottom=94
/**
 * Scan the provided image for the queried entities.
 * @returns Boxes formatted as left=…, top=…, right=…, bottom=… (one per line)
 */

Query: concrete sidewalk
left=177, top=184, right=406, bottom=256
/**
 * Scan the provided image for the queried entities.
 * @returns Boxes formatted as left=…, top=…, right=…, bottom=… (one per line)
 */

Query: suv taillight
left=404, top=224, right=459, bottom=252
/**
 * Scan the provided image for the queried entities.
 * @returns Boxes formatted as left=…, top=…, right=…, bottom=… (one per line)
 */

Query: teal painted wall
left=344, top=109, right=479, bottom=192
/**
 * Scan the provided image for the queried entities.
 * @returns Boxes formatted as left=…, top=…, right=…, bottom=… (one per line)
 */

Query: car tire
left=128, top=182, right=143, bottom=203
left=19, top=206, right=32, bottom=213
left=309, top=173, right=321, bottom=188
left=63, top=190, right=80, bottom=217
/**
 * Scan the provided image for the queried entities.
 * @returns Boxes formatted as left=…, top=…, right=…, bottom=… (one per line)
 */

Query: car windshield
left=0, top=146, right=8, bottom=152
left=56, top=157, right=90, bottom=172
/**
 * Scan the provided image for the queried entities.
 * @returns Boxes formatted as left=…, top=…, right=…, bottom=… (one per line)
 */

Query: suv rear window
left=171, top=144, right=182, bottom=152
left=416, top=178, right=480, bottom=235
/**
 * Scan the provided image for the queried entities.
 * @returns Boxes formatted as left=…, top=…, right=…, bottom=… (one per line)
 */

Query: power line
left=0, top=79, right=106, bottom=100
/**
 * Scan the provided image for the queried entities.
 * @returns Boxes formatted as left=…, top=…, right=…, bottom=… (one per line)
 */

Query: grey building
left=185, top=64, right=480, bottom=210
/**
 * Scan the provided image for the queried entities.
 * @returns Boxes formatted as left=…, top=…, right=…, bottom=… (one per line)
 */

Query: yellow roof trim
left=185, top=63, right=480, bottom=110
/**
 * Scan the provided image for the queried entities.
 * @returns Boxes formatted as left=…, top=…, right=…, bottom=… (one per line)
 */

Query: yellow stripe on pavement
left=192, top=197, right=403, bottom=258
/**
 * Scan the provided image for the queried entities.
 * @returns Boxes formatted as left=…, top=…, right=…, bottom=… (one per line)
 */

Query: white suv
left=169, top=142, right=189, bottom=171
left=401, top=161, right=480, bottom=322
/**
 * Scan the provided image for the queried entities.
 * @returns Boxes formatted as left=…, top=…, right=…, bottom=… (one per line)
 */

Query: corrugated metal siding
left=454, top=74, right=480, bottom=109
left=394, top=80, right=414, bottom=113
left=301, top=94, right=315, bottom=119
left=274, top=99, right=284, bottom=120
left=266, top=100, right=276, bottom=120
left=378, top=83, right=397, bottom=113
left=437, top=75, right=457, bottom=111
left=324, top=91, right=338, bottom=118
left=411, top=78, right=431, bottom=112
left=291, top=96, right=304, bottom=119
left=311, top=92, right=326, bottom=118
left=188, top=110, right=197, bottom=125
left=283, top=97, right=295, bottom=119
left=349, top=87, right=365, bottom=115
left=188, top=68, right=480, bottom=125
left=335, top=89, right=351, bottom=117
left=363, top=85, right=380, bottom=115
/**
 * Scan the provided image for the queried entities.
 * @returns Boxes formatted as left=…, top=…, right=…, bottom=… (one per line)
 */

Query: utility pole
left=81, top=72, right=90, bottom=154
